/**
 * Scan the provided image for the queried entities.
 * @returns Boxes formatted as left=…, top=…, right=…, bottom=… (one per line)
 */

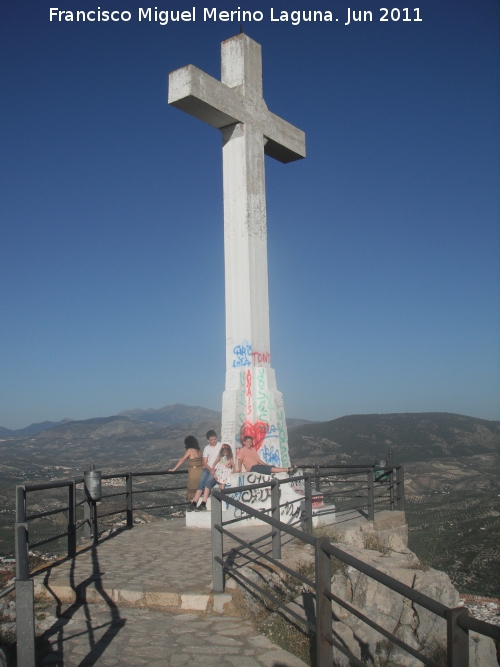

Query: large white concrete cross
left=169, top=34, right=305, bottom=466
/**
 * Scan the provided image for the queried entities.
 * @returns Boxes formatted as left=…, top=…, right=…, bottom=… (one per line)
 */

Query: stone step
left=34, top=580, right=232, bottom=613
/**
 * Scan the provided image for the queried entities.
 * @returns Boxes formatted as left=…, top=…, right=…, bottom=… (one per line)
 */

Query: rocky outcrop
left=328, top=545, right=497, bottom=666
left=230, top=511, right=498, bottom=667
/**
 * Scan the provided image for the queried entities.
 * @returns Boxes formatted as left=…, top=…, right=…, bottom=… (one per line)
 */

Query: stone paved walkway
left=33, top=519, right=285, bottom=610
left=32, top=519, right=310, bottom=666
left=37, top=607, right=308, bottom=667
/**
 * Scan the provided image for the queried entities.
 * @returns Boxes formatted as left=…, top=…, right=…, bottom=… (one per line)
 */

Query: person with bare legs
left=237, top=436, right=295, bottom=475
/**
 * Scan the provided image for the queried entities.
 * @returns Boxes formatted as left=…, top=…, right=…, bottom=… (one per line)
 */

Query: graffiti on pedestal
left=239, top=419, right=269, bottom=451
left=276, top=405, right=290, bottom=467
left=231, top=361, right=283, bottom=467
left=224, top=472, right=301, bottom=521
left=232, top=342, right=270, bottom=368
left=259, top=443, right=280, bottom=466
left=232, top=342, right=252, bottom=368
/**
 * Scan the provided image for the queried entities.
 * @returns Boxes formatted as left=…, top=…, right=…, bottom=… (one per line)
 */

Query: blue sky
left=1, top=0, right=499, bottom=429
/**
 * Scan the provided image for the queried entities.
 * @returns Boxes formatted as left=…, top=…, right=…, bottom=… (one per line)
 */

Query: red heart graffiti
left=240, top=420, right=269, bottom=452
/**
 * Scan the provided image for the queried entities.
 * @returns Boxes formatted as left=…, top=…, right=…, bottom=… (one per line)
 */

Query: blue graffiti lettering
left=233, top=343, right=252, bottom=368
left=260, top=444, right=281, bottom=467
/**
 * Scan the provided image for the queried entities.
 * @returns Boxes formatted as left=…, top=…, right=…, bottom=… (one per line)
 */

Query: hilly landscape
left=0, top=407, right=499, bottom=596
left=0, top=405, right=315, bottom=491
left=288, top=412, right=500, bottom=464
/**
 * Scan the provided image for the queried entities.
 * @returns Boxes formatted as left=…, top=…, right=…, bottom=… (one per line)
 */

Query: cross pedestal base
left=221, top=366, right=290, bottom=468
left=185, top=471, right=336, bottom=529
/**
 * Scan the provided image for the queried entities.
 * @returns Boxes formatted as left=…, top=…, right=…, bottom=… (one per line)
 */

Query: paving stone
left=31, top=520, right=308, bottom=667
left=212, top=594, right=233, bottom=613
left=246, top=635, right=276, bottom=648
left=218, top=626, right=253, bottom=636
left=206, top=635, right=244, bottom=646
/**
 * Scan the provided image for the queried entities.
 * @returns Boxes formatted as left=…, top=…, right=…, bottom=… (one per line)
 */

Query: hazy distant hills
left=0, top=419, right=74, bottom=438
left=118, top=404, right=221, bottom=425
left=289, top=412, right=500, bottom=464
left=0, top=405, right=313, bottom=487
left=0, top=404, right=312, bottom=438
left=0, top=408, right=498, bottom=489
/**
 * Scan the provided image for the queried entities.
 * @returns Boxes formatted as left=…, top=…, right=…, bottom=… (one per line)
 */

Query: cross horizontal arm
left=169, top=65, right=305, bottom=163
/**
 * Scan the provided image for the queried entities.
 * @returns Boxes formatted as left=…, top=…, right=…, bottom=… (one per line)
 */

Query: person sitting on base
left=187, top=430, right=222, bottom=512
left=213, top=444, right=235, bottom=489
left=237, top=435, right=295, bottom=475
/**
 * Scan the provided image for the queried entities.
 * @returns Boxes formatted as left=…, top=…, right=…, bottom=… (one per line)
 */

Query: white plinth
left=185, top=471, right=335, bottom=529
left=221, top=366, right=290, bottom=467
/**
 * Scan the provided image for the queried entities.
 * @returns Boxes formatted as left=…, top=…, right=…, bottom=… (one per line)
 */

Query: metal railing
left=301, top=463, right=405, bottom=520
left=6, top=467, right=188, bottom=667
left=211, top=472, right=500, bottom=667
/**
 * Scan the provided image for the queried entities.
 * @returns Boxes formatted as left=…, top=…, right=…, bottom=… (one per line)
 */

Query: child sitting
left=213, top=444, right=235, bottom=489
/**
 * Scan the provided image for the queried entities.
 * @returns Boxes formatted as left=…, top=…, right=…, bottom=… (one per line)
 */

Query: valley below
left=0, top=409, right=499, bottom=598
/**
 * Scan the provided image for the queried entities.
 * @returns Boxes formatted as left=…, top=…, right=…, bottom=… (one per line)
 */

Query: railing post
left=396, top=465, right=405, bottom=511
left=68, top=481, right=76, bottom=558
left=304, top=473, right=313, bottom=533
left=15, top=485, right=36, bottom=667
left=15, top=486, right=29, bottom=581
left=92, top=500, right=99, bottom=544
left=367, top=469, right=375, bottom=521
left=315, top=537, right=333, bottom=667
left=126, top=472, right=133, bottom=528
left=83, top=486, right=92, bottom=540
left=271, top=479, right=281, bottom=559
left=446, top=607, right=469, bottom=667
left=211, top=491, right=224, bottom=593
left=315, top=465, right=321, bottom=492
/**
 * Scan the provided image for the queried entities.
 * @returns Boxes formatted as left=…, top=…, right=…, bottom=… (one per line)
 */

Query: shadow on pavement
left=37, top=544, right=126, bottom=666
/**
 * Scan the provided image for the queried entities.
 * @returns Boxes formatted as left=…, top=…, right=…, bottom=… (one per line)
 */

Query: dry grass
left=364, top=532, right=390, bottom=555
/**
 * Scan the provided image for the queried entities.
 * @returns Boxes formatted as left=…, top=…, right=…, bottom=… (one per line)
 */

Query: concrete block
left=180, top=594, right=209, bottom=611
left=117, top=589, right=144, bottom=605
left=213, top=594, right=232, bottom=613
left=144, top=591, right=180, bottom=608
left=312, top=504, right=336, bottom=527
left=36, top=584, right=76, bottom=603
left=34, top=582, right=50, bottom=598
left=186, top=510, right=212, bottom=528
left=82, top=585, right=108, bottom=603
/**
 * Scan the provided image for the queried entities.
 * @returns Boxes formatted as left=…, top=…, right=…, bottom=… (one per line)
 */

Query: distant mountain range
left=0, top=419, right=75, bottom=438
left=0, top=405, right=312, bottom=437
left=288, top=412, right=500, bottom=463
left=118, top=404, right=221, bottom=425
left=0, top=408, right=498, bottom=490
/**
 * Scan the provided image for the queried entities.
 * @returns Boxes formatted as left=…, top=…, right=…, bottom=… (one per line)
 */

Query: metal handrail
left=26, top=506, right=71, bottom=521
left=132, top=469, right=187, bottom=477
left=218, top=523, right=315, bottom=589
left=211, top=470, right=496, bottom=667
left=320, top=540, right=447, bottom=618
left=11, top=462, right=399, bottom=667
left=458, top=614, right=500, bottom=642
left=132, top=485, right=186, bottom=494
left=215, top=555, right=317, bottom=633
left=29, top=531, right=71, bottom=550
left=324, top=587, right=441, bottom=667
left=214, top=490, right=315, bottom=544
left=23, top=479, right=74, bottom=492
left=0, top=583, right=15, bottom=600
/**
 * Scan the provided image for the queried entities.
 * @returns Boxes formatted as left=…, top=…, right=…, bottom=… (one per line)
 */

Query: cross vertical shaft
left=169, top=33, right=305, bottom=463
